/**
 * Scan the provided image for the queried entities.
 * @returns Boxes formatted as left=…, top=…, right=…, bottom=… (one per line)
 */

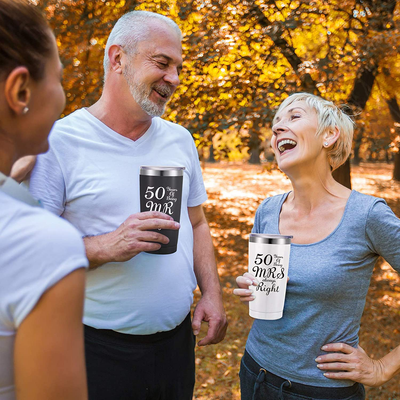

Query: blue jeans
left=240, top=351, right=365, bottom=400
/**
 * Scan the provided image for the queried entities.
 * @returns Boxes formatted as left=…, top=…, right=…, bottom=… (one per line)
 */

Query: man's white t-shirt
left=0, top=185, right=88, bottom=400
left=30, top=109, right=208, bottom=335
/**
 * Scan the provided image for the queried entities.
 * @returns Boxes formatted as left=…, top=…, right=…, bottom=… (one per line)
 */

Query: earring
left=23, top=106, right=29, bottom=114
left=324, top=142, right=329, bottom=147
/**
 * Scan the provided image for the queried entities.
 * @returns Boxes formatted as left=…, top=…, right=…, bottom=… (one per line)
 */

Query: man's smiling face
left=122, top=21, right=183, bottom=117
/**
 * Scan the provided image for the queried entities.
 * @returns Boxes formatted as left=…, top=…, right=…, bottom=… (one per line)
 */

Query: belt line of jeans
left=252, top=367, right=292, bottom=400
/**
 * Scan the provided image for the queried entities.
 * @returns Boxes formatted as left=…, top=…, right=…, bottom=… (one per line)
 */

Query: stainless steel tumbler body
left=248, top=233, right=292, bottom=319
left=140, top=166, right=185, bottom=255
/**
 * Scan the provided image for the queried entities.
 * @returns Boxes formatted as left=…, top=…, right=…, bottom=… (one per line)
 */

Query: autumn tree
left=36, top=0, right=400, bottom=183
left=181, top=1, right=400, bottom=184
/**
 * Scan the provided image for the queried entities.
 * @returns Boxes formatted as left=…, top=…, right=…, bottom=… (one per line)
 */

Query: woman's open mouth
left=277, top=139, right=297, bottom=154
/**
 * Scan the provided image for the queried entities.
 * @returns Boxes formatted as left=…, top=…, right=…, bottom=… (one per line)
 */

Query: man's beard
left=123, top=67, right=173, bottom=117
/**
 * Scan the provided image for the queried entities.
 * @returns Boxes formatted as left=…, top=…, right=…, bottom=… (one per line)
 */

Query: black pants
left=84, top=313, right=195, bottom=400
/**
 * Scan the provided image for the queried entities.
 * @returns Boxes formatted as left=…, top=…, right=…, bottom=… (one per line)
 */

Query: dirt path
left=193, top=162, right=400, bottom=400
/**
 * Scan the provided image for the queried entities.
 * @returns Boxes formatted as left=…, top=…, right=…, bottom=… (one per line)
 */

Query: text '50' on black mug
left=139, top=166, right=185, bottom=255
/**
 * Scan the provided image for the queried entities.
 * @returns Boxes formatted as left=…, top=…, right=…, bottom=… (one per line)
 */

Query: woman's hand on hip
left=315, top=343, right=387, bottom=387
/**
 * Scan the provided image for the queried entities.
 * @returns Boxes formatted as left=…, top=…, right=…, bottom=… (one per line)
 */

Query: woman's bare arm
left=14, top=268, right=87, bottom=400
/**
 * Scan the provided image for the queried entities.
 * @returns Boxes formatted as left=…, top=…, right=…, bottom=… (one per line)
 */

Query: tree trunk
left=247, top=128, right=262, bottom=164
left=352, top=127, right=364, bottom=166
left=386, top=97, right=400, bottom=121
left=386, top=149, right=391, bottom=163
left=207, top=144, right=216, bottom=163
left=332, top=159, right=352, bottom=189
left=386, top=97, right=400, bottom=181
left=249, top=148, right=261, bottom=164
left=353, top=143, right=361, bottom=166
left=330, top=0, right=396, bottom=187
left=347, top=66, right=379, bottom=110
left=393, top=152, right=400, bottom=181
left=332, top=63, right=380, bottom=189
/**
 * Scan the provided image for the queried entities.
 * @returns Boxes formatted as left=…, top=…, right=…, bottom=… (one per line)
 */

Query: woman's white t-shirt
left=0, top=181, right=88, bottom=399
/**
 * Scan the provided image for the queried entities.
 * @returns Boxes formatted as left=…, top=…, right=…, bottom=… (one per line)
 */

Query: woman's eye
left=158, top=62, right=168, bottom=68
left=290, top=114, right=300, bottom=120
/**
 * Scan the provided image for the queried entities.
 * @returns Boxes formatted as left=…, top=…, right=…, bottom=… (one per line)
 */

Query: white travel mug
left=248, top=233, right=292, bottom=320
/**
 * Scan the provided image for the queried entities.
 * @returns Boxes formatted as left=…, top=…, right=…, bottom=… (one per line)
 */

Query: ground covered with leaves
left=193, top=162, right=400, bottom=400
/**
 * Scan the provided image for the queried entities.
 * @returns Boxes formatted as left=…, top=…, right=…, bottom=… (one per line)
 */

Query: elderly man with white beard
left=29, top=11, right=227, bottom=400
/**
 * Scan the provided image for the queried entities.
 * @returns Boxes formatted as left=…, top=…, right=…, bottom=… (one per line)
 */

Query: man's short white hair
left=274, top=92, right=354, bottom=171
left=103, top=11, right=182, bottom=81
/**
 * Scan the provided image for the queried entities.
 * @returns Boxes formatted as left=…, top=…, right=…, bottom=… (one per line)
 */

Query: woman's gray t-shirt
left=246, top=190, right=400, bottom=387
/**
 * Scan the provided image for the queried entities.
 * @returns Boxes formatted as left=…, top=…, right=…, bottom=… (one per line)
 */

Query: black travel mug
left=140, top=166, right=184, bottom=255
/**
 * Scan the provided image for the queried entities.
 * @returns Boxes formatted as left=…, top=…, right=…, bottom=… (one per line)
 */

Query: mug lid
left=249, top=233, right=292, bottom=245
left=140, top=166, right=185, bottom=176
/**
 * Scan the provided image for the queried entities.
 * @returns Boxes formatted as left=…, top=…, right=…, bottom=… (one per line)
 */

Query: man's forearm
left=192, top=219, right=222, bottom=296
left=186, top=205, right=227, bottom=345
left=83, top=233, right=114, bottom=270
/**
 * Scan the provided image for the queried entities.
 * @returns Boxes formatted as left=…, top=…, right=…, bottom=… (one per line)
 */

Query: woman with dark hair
left=234, top=93, right=400, bottom=400
left=0, top=1, right=88, bottom=399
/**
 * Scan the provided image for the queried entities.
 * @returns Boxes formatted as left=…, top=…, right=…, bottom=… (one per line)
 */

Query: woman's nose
left=272, top=123, right=288, bottom=135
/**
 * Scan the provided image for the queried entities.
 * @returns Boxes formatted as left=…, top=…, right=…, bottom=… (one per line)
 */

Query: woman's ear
left=323, top=126, right=340, bottom=148
left=4, top=66, right=31, bottom=115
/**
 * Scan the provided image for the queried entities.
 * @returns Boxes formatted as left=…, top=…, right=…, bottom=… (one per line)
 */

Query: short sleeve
left=5, top=211, right=88, bottom=328
left=366, top=199, right=400, bottom=274
left=187, top=138, right=208, bottom=207
left=29, top=141, right=66, bottom=216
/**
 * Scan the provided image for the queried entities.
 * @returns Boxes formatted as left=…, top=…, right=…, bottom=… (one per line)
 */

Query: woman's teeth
left=278, top=139, right=297, bottom=153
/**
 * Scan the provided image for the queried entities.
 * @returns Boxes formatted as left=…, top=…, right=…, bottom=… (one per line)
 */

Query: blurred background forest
left=32, top=1, right=400, bottom=398
left=34, top=0, right=400, bottom=186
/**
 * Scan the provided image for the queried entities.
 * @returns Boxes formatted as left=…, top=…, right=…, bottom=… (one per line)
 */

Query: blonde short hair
left=274, top=93, right=354, bottom=170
